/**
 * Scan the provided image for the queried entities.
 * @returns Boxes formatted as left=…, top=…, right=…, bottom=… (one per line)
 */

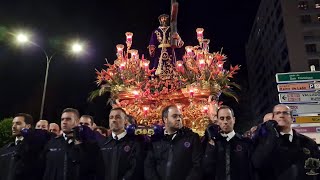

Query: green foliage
left=0, top=118, right=13, bottom=147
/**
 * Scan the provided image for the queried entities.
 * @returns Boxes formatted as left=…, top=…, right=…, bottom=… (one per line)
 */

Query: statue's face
left=159, top=16, right=169, bottom=27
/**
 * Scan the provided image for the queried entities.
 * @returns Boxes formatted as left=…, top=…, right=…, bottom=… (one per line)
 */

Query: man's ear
left=163, top=117, right=168, bottom=124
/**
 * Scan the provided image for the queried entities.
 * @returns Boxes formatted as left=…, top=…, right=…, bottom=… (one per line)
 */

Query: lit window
left=298, top=1, right=309, bottom=9
left=308, top=59, right=320, bottom=70
left=315, top=0, right=320, bottom=8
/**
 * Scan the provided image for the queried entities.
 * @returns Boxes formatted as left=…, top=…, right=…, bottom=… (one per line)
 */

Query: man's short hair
left=110, top=108, right=127, bottom=118
left=217, top=105, right=235, bottom=117
left=14, top=113, right=34, bottom=126
left=161, top=105, right=177, bottom=121
left=80, top=115, right=94, bottom=125
left=62, top=108, right=80, bottom=119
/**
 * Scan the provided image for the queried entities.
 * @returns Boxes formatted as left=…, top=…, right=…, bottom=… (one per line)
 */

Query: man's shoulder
left=234, top=133, right=253, bottom=144
left=295, top=131, right=317, bottom=145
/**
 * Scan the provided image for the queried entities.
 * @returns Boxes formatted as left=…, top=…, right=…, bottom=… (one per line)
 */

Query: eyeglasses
left=273, top=111, right=291, bottom=116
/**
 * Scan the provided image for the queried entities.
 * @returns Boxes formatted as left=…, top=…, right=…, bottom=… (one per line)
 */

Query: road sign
left=278, top=92, right=320, bottom=103
left=276, top=71, right=320, bottom=83
left=277, top=82, right=320, bottom=92
left=295, top=116, right=320, bottom=123
left=293, top=126, right=320, bottom=133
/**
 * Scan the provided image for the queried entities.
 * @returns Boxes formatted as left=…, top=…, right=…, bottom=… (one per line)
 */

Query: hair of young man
left=110, top=108, right=127, bottom=118
left=14, top=113, right=34, bottom=127
left=217, top=105, right=235, bottom=117
left=80, top=115, right=94, bottom=125
left=62, top=108, right=80, bottom=119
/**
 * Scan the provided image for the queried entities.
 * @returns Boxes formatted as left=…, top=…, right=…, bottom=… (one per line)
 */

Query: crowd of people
left=0, top=104, right=319, bottom=180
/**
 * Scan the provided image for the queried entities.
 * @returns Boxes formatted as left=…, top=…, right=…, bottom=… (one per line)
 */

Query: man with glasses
left=252, top=104, right=320, bottom=180
left=144, top=105, right=202, bottom=180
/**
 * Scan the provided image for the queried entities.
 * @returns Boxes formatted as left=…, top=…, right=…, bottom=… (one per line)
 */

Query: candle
left=120, top=62, right=126, bottom=70
left=199, top=59, right=205, bottom=69
left=176, top=60, right=183, bottom=72
left=189, top=89, right=194, bottom=98
left=125, top=32, right=133, bottom=47
left=116, top=44, right=124, bottom=58
left=196, top=28, right=204, bottom=42
left=185, top=46, right=193, bottom=57
left=143, top=106, right=149, bottom=116
left=202, top=39, right=210, bottom=52
left=131, top=49, right=138, bottom=60
left=133, top=90, right=139, bottom=98
left=144, top=61, right=150, bottom=71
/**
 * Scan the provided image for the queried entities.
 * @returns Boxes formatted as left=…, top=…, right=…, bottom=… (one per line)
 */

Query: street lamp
left=15, top=33, right=85, bottom=119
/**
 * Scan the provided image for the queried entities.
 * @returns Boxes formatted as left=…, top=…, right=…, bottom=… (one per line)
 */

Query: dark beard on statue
left=160, top=19, right=169, bottom=27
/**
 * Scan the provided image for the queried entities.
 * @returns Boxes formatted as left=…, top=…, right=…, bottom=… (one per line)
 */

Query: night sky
left=0, top=0, right=261, bottom=128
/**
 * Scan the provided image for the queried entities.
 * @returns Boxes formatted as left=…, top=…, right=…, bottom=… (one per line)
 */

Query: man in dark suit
left=42, top=108, right=104, bottom=180
left=202, top=105, right=253, bottom=180
left=0, top=113, right=50, bottom=180
left=252, top=104, right=320, bottom=180
left=144, top=105, right=203, bottom=180
left=100, top=107, right=144, bottom=180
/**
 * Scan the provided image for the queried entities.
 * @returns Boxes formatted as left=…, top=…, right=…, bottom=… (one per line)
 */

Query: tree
left=0, top=118, right=12, bottom=147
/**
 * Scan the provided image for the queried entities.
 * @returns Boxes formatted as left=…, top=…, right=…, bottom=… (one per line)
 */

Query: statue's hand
left=148, top=45, right=155, bottom=57
left=171, top=32, right=180, bottom=39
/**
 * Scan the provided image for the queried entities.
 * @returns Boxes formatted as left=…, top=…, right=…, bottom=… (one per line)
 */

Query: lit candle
left=125, top=32, right=133, bottom=47
left=206, top=53, right=213, bottom=66
left=116, top=44, right=124, bottom=58
left=144, top=61, right=150, bottom=71
left=143, top=106, right=149, bottom=116
left=202, top=39, right=210, bottom=52
left=131, top=49, right=138, bottom=60
left=189, top=89, right=194, bottom=98
left=196, top=28, right=204, bottom=42
left=176, top=60, right=183, bottom=72
left=199, top=59, right=205, bottom=69
left=133, top=90, right=139, bottom=98
left=185, top=46, right=193, bottom=57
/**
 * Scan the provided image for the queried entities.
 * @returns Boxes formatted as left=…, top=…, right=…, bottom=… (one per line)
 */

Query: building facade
left=246, top=0, right=320, bottom=121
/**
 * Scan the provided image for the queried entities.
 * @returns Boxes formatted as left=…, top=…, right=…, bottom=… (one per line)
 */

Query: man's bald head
left=36, top=120, right=49, bottom=130
left=263, top=113, right=274, bottom=122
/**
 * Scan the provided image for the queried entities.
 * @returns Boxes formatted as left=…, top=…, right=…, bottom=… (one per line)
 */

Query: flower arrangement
left=90, top=28, right=240, bottom=135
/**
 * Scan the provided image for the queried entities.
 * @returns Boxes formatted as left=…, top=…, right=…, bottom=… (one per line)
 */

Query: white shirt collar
left=221, top=130, right=236, bottom=142
left=112, top=131, right=127, bottom=140
left=164, top=130, right=178, bottom=140
left=280, top=129, right=293, bottom=142
left=63, top=133, right=68, bottom=140
left=15, top=136, right=24, bottom=145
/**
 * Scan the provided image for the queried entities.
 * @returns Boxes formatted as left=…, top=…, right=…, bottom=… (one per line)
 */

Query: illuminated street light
left=13, top=32, right=86, bottom=119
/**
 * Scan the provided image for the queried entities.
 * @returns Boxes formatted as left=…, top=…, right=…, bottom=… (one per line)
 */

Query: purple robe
left=149, top=26, right=183, bottom=80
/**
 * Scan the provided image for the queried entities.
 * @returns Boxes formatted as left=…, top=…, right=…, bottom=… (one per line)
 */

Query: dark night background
left=0, top=0, right=261, bottom=131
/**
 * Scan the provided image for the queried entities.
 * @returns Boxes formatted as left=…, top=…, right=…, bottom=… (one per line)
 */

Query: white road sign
left=279, top=92, right=320, bottom=103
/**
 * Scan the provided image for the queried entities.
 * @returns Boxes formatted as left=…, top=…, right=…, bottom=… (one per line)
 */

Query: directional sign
left=278, top=92, right=320, bottom=103
left=277, top=82, right=320, bottom=92
left=295, top=116, right=320, bottom=123
left=288, top=104, right=320, bottom=115
left=293, top=126, right=320, bottom=133
left=276, top=71, right=320, bottom=83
